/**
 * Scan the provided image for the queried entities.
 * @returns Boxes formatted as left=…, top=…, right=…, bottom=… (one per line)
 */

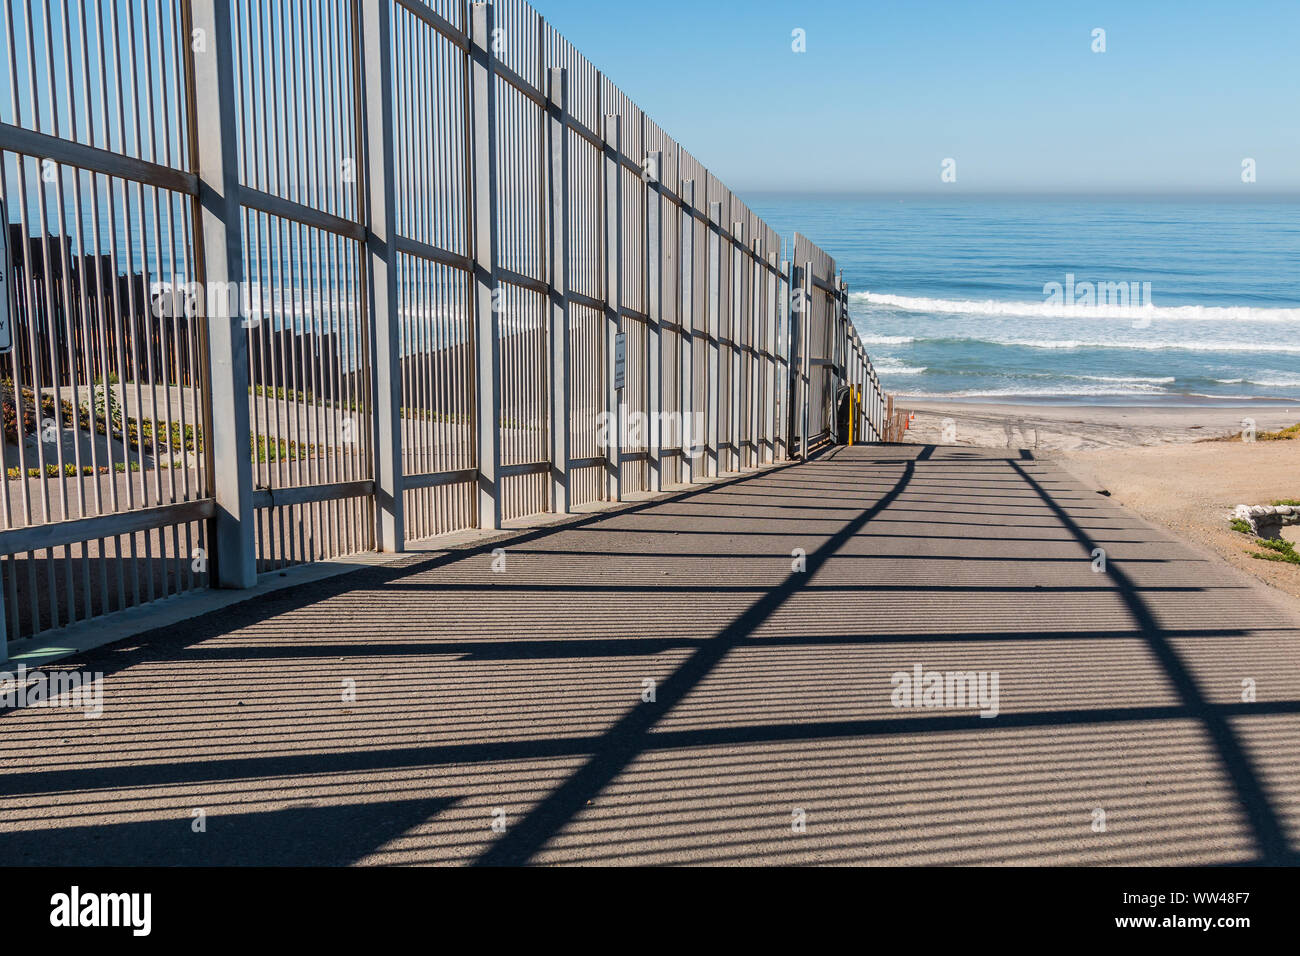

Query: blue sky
left=536, top=0, right=1300, bottom=194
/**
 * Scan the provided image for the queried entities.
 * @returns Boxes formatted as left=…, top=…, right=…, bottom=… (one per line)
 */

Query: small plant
left=1247, top=537, right=1300, bottom=566
left=1270, top=498, right=1300, bottom=507
left=6, top=460, right=145, bottom=480
left=1230, top=518, right=1253, bottom=535
left=1258, top=423, right=1300, bottom=441
left=252, top=433, right=327, bottom=464
left=93, top=374, right=123, bottom=426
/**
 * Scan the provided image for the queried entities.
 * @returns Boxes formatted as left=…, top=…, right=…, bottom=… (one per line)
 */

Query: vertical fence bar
left=728, top=221, right=743, bottom=473
left=799, top=259, right=813, bottom=458
left=749, top=241, right=760, bottom=467
left=862, top=350, right=870, bottom=440
left=603, top=112, right=622, bottom=502
left=470, top=2, right=502, bottom=530
left=749, top=238, right=760, bottom=468
left=646, top=149, right=663, bottom=492
left=679, top=179, right=695, bottom=484
left=776, top=258, right=789, bottom=461
left=361, top=0, right=403, bottom=551
left=705, top=200, right=721, bottom=477
left=853, top=349, right=861, bottom=443
left=547, top=67, right=571, bottom=514
left=189, top=0, right=255, bottom=587
left=855, top=349, right=863, bottom=441
left=765, top=252, right=778, bottom=463
left=783, top=259, right=797, bottom=459
left=864, top=360, right=871, bottom=440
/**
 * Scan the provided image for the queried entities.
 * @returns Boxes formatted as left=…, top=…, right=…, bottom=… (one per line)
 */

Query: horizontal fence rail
left=0, top=0, right=894, bottom=655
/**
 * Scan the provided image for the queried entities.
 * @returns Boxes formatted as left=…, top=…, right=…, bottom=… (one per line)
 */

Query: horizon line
left=737, top=189, right=1300, bottom=199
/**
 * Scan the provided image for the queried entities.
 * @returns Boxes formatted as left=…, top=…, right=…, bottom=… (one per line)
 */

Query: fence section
left=0, top=0, right=211, bottom=644
left=0, top=0, right=894, bottom=656
left=791, top=232, right=888, bottom=453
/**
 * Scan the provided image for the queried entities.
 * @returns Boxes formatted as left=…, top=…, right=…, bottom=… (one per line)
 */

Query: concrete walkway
left=3, top=444, right=1299, bottom=865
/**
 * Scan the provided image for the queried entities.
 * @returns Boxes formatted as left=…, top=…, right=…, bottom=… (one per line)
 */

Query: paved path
left=3, top=444, right=1300, bottom=865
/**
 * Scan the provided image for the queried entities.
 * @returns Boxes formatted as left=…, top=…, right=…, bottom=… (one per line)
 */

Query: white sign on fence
left=0, top=199, right=11, bottom=353
left=613, top=331, right=626, bottom=391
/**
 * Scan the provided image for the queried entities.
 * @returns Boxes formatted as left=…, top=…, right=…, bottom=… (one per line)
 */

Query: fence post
left=879, top=376, right=886, bottom=439
left=546, top=68, right=571, bottom=515
left=646, top=149, right=663, bottom=493
left=729, top=221, right=743, bottom=474
left=872, top=369, right=878, bottom=438
left=874, top=372, right=882, bottom=439
left=853, top=350, right=860, bottom=443
left=603, top=113, right=623, bottom=502
left=469, top=2, right=502, bottom=530
left=679, top=180, right=695, bottom=484
left=759, top=252, right=769, bottom=465
left=747, top=239, right=757, bottom=467
left=837, top=278, right=848, bottom=443
left=871, top=371, right=878, bottom=440
left=360, top=0, right=403, bottom=552
left=783, top=259, right=798, bottom=460
left=705, top=201, right=721, bottom=477
left=776, top=258, right=789, bottom=461
left=751, top=240, right=765, bottom=467
left=189, top=0, right=255, bottom=588
left=795, top=260, right=806, bottom=457
left=854, top=349, right=863, bottom=442
left=863, top=355, right=871, bottom=440
left=872, top=371, right=879, bottom=439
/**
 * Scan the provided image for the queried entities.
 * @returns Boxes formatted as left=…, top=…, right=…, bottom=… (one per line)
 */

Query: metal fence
left=0, top=0, right=891, bottom=656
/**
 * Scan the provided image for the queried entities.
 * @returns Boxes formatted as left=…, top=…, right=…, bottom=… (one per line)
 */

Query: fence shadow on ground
left=2, top=445, right=1298, bottom=866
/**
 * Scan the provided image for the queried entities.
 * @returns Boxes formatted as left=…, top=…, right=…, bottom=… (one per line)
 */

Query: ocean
left=748, top=195, right=1300, bottom=405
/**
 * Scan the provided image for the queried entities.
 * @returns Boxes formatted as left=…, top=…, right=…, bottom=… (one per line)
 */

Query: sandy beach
left=900, top=400, right=1300, bottom=452
left=901, top=400, right=1300, bottom=602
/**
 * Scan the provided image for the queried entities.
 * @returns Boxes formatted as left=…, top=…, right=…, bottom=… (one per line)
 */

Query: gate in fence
left=0, top=0, right=891, bottom=656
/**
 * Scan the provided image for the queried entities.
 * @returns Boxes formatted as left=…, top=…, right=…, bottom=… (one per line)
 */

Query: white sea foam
left=1246, top=377, right=1300, bottom=388
left=858, top=334, right=917, bottom=345
left=874, top=360, right=927, bottom=374
left=852, top=292, right=1300, bottom=323
left=1078, top=375, right=1176, bottom=384
left=891, top=386, right=1173, bottom=398
left=892, top=337, right=1300, bottom=354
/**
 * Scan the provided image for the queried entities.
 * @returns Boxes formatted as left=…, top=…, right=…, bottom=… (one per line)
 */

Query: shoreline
left=890, top=393, right=1299, bottom=408
left=894, top=399, right=1300, bottom=605
left=897, top=400, right=1299, bottom=451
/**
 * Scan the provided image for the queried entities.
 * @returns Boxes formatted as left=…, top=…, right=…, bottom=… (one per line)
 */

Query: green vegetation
left=1215, top=421, right=1300, bottom=442
left=250, top=383, right=361, bottom=412
left=252, top=433, right=327, bottom=464
left=1229, top=510, right=1300, bottom=564
left=1257, top=423, right=1300, bottom=441
left=6, top=460, right=148, bottom=480
left=1248, top=537, right=1300, bottom=565
left=86, top=377, right=202, bottom=455
left=2, top=376, right=202, bottom=457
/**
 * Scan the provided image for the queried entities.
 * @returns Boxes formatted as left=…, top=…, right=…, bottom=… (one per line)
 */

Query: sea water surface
left=748, top=195, right=1300, bottom=405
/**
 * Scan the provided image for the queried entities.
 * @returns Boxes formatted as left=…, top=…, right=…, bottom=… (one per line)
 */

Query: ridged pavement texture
left=3, top=444, right=1300, bottom=865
